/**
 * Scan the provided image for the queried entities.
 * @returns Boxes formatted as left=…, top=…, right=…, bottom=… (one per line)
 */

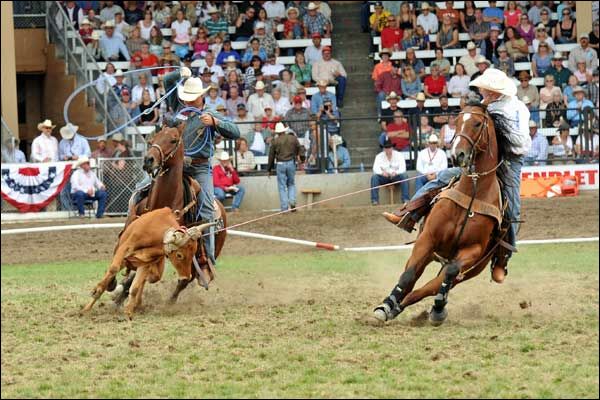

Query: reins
left=149, top=134, right=183, bottom=178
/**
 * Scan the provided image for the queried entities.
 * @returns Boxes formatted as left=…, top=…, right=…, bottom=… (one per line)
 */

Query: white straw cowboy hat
left=207, top=6, right=219, bottom=14
left=386, top=91, right=400, bottom=101
left=178, top=77, right=210, bottom=102
left=104, top=20, right=115, bottom=28
left=470, top=68, right=517, bottom=97
left=76, top=155, right=91, bottom=167
left=255, top=21, right=266, bottom=30
left=316, top=79, right=328, bottom=87
left=307, top=2, right=318, bottom=11
left=37, top=119, right=56, bottom=131
left=528, top=120, right=537, bottom=128
left=111, top=132, right=125, bottom=142
left=416, top=92, right=426, bottom=101
left=255, top=81, right=266, bottom=90
left=218, top=152, right=230, bottom=161
left=379, top=48, right=392, bottom=57
left=475, top=55, right=491, bottom=65
left=274, top=122, right=288, bottom=134
left=224, top=55, right=238, bottom=63
left=466, top=41, right=476, bottom=50
left=286, top=7, right=299, bottom=17
left=114, top=69, right=124, bottom=77
left=60, top=123, right=79, bottom=140
left=81, top=18, right=91, bottom=25
left=572, top=86, right=585, bottom=94
left=428, top=134, right=439, bottom=143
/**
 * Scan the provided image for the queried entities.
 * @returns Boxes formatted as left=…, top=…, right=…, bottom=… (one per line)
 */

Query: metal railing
left=45, top=1, right=143, bottom=144
left=96, top=157, right=145, bottom=215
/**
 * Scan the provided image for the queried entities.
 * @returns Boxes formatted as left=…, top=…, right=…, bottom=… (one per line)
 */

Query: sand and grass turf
left=1, top=243, right=598, bottom=398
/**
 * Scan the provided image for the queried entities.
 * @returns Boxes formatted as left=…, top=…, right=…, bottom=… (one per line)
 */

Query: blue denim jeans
left=335, top=75, right=347, bottom=104
left=371, top=173, right=410, bottom=203
left=376, top=91, right=386, bottom=116
left=276, top=160, right=296, bottom=211
left=214, top=186, right=246, bottom=210
left=184, top=162, right=216, bottom=265
left=72, top=189, right=107, bottom=218
left=414, top=175, right=431, bottom=193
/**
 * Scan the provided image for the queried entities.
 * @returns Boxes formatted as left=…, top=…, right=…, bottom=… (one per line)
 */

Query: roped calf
left=82, top=207, right=213, bottom=319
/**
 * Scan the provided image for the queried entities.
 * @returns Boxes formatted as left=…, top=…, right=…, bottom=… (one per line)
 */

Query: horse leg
left=373, top=238, right=435, bottom=321
left=125, top=267, right=148, bottom=320
left=112, top=270, right=136, bottom=306
left=429, top=245, right=483, bottom=326
left=169, top=277, right=194, bottom=304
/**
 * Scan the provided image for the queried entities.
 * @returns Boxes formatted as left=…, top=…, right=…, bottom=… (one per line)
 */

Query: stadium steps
left=330, top=2, right=381, bottom=167
left=44, top=44, right=105, bottom=138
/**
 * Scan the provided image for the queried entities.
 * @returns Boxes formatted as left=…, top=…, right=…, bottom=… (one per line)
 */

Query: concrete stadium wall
left=237, top=171, right=420, bottom=211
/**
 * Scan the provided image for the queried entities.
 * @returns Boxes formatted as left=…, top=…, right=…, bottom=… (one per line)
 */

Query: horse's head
left=452, top=103, right=496, bottom=171
left=144, top=124, right=184, bottom=177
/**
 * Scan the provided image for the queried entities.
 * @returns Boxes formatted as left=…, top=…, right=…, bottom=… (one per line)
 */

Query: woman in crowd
left=138, top=89, right=159, bottom=126
left=138, top=8, right=156, bottom=41
left=545, top=92, right=567, bottom=128
left=430, top=47, right=451, bottom=78
left=436, top=15, right=459, bottom=49
left=278, top=69, right=302, bottom=99
left=504, top=1, right=522, bottom=28
left=126, top=26, right=145, bottom=56
left=221, top=70, right=244, bottom=99
left=539, top=75, right=563, bottom=110
left=284, top=7, right=303, bottom=40
left=402, top=48, right=425, bottom=79
left=551, top=120, right=574, bottom=158
left=563, top=74, right=580, bottom=104
left=148, top=26, right=164, bottom=57
left=459, top=0, right=477, bottom=33
left=555, top=7, right=576, bottom=44
left=413, top=25, right=431, bottom=50
left=255, top=8, right=274, bottom=35
left=447, top=63, right=470, bottom=98
left=210, top=33, right=225, bottom=60
left=154, top=75, right=170, bottom=124
left=533, top=23, right=556, bottom=53
left=235, top=137, right=256, bottom=174
left=289, top=50, right=312, bottom=87
left=440, top=115, right=457, bottom=149
left=205, top=84, right=226, bottom=111
left=241, top=38, right=267, bottom=68
left=573, top=60, right=593, bottom=85
left=171, top=9, right=192, bottom=59
left=400, top=65, right=422, bottom=100
left=152, top=1, right=171, bottom=28
left=243, top=56, right=263, bottom=91
left=505, top=26, right=530, bottom=62
left=532, top=42, right=553, bottom=77
left=516, top=13, right=535, bottom=45
left=538, top=8, right=556, bottom=38
left=397, top=2, right=415, bottom=31
left=190, top=27, right=210, bottom=60
left=418, top=115, right=436, bottom=149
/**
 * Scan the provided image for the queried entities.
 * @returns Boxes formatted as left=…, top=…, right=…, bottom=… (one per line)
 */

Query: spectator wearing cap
left=317, top=99, right=340, bottom=135
left=532, top=23, right=556, bottom=53
left=267, top=122, right=301, bottom=211
left=517, top=70, right=540, bottom=110
left=417, top=3, right=438, bottom=34
left=296, top=86, right=311, bottom=111
left=468, top=9, right=490, bottom=47
left=204, top=84, right=227, bottom=112
left=375, top=63, right=402, bottom=115
left=380, top=14, right=403, bottom=52
left=249, top=21, right=279, bottom=58
left=304, top=32, right=324, bottom=65
left=99, top=20, right=131, bottom=61
left=234, top=6, right=257, bottom=42
left=58, top=123, right=91, bottom=162
left=481, top=24, right=504, bottom=62
left=548, top=52, right=573, bottom=89
left=110, top=88, right=140, bottom=130
left=568, top=33, right=599, bottom=73
left=213, top=152, right=246, bottom=212
left=247, top=81, right=275, bottom=120
left=458, top=41, right=479, bottom=77
left=424, top=65, right=447, bottom=99
left=379, top=109, right=411, bottom=151
left=171, top=9, right=192, bottom=59
left=370, top=138, right=410, bottom=206
left=372, top=48, right=393, bottom=81
left=303, top=2, right=331, bottom=38
left=379, top=91, right=402, bottom=130
left=310, top=80, right=337, bottom=115
left=533, top=41, right=555, bottom=79
left=31, top=119, right=59, bottom=163
left=400, top=64, right=421, bottom=100
left=70, top=156, right=107, bottom=218
left=494, top=45, right=515, bottom=77
left=234, top=103, right=254, bottom=142
left=447, top=63, right=470, bottom=98
left=566, top=86, right=595, bottom=127
left=524, top=120, right=548, bottom=166
left=415, top=133, right=448, bottom=192
left=91, top=137, right=113, bottom=159
left=285, top=96, right=311, bottom=136
left=369, top=1, right=390, bottom=36
left=241, top=38, right=268, bottom=68
left=312, top=46, right=347, bottom=107
left=483, top=0, right=503, bottom=26
left=204, top=6, right=229, bottom=37
left=551, top=119, right=574, bottom=158
left=470, top=55, right=491, bottom=84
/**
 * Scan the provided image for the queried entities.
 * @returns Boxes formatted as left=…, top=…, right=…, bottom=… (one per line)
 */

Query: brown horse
left=111, top=125, right=227, bottom=304
left=373, top=103, right=507, bottom=325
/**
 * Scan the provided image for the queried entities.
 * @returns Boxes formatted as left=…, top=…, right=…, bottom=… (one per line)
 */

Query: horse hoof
left=111, top=284, right=124, bottom=300
left=429, top=307, right=448, bottom=326
left=373, top=308, right=388, bottom=322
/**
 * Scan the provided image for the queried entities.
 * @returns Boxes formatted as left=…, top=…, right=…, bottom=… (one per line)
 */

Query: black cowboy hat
left=382, top=137, right=394, bottom=148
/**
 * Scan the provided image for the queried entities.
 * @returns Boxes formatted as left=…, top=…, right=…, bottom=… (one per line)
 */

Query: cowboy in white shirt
left=31, top=119, right=59, bottom=163
left=246, top=81, right=275, bottom=120
left=415, top=134, right=448, bottom=192
left=70, top=156, right=107, bottom=218
left=416, top=3, right=439, bottom=34
left=384, top=68, right=531, bottom=283
left=370, top=138, right=410, bottom=205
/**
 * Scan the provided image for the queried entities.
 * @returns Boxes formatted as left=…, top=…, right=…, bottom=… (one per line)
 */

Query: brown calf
left=82, top=207, right=213, bottom=319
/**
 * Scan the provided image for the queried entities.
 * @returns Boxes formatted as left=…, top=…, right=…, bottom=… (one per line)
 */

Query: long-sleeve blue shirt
left=311, top=91, right=337, bottom=115
left=58, top=134, right=92, bottom=160
left=327, top=145, right=351, bottom=172
left=567, top=99, right=594, bottom=124
left=99, top=35, right=130, bottom=61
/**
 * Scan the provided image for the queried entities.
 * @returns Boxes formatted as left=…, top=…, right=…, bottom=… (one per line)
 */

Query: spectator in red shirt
left=436, top=0, right=460, bottom=28
left=213, top=152, right=246, bottom=212
left=261, top=106, right=281, bottom=130
left=134, top=42, right=160, bottom=75
left=381, top=15, right=403, bottom=52
left=375, top=61, right=402, bottom=115
left=424, top=65, right=448, bottom=98
left=384, top=110, right=411, bottom=151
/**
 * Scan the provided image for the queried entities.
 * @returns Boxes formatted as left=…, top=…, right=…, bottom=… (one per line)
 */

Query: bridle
left=148, top=133, right=182, bottom=178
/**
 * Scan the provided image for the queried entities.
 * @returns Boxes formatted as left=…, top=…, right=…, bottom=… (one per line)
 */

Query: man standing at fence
left=267, top=122, right=301, bottom=211
left=31, top=119, right=59, bottom=163
left=163, top=66, right=240, bottom=267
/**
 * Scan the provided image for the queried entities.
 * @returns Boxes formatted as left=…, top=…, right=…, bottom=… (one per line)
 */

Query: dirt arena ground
left=2, top=191, right=598, bottom=265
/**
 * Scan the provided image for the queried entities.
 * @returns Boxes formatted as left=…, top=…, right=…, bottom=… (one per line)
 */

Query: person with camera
left=317, top=99, right=340, bottom=136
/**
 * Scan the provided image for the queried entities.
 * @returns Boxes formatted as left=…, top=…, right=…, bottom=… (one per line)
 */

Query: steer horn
left=186, top=222, right=217, bottom=240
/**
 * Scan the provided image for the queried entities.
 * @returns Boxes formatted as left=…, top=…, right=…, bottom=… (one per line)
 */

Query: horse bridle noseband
left=149, top=134, right=182, bottom=177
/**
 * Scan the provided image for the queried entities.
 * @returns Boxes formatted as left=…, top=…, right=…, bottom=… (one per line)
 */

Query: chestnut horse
left=111, top=125, right=227, bottom=304
left=374, top=103, right=508, bottom=325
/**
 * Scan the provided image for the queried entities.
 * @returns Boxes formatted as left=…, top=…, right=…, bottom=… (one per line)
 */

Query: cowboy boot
left=382, top=208, right=419, bottom=233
